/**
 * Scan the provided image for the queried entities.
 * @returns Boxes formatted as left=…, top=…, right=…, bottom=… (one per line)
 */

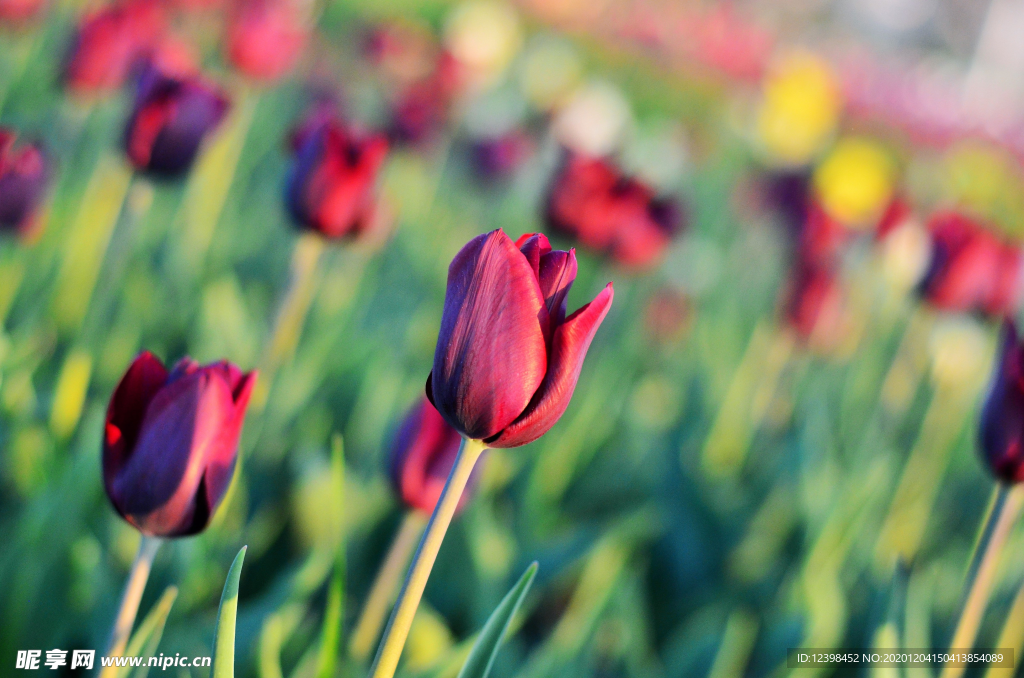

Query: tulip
left=124, top=64, right=230, bottom=177
left=762, top=168, right=811, bottom=233
left=225, top=0, right=307, bottom=81
left=286, top=109, right=389, bottom=240
left=797, top=199, right=849, bottom=266
left=939, top=320, right=1024, bottom=678
left=783, top=258, right=847, bottom=348
left=545, top=151, right=682, bottom=270
left=369, top=231, right=612, bottom=678
left=428, top=229, right=614, bottom=446
left=919, top=211, right=1022, bottom=317
left=103, top=352, right=256, bottom=537
left=63, top=0, right=166, bottom=95
left=389, top=398, right=471, bottom=514
left=980, top=321, right=1024, bottom=483
left=0, top=129, right=49, bottom=235
left=99, top=352, right=255, bottom=672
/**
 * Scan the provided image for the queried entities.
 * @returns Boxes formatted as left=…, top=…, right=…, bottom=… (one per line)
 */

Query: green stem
left=100, top=535, right=162, bottom=678
left=251, top=231, right=325, bottom=412
left=367, top=437, right=487, bottom=678
left=940, top=483, right=1024, bottom=678
left=349, top=510, right=428, bottom=662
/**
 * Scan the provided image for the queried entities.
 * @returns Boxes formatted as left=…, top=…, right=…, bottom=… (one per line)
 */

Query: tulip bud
left=428, top=229, right=613, bottom=447
left=783, top=258, right=848, bottom=350
left=389, top=398, right=473, bottom=514
left=124, top=64, right=230, bottom=177
left=0, top=129, right=49, bottom=235
left=797, top=199, right=849, bottom=266
left=919, top=211, right=1022, bottom=317
left=286, top=108, right=389, bottom=240
left=103, top=352, right=256, bottom=537
left=980, top=321, right=1024, bottom=482
left=225, top=0, right=307, bottom=81
left=546, top=150, right=682, bottom=270
left=63, top=0, right=166, bottom=95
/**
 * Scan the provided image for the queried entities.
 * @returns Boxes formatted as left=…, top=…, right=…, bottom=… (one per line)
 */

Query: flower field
left=3, top=0, right=1024, bottom=677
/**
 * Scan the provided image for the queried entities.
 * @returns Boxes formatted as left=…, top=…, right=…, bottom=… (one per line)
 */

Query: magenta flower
left=980, top=321, right=1024, bottom=483
left=427, top=229, right=613, bottom=447
left=124, top=64, right=229, bottom=177
left=389, top=398, right=472, bottom=514
left=0, top=129, right=49, bottom=235
left=103, top=352, right=256, bottom=537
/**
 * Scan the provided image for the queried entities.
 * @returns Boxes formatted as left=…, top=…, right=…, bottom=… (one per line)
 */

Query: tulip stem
left=252, top=232, right=325, bottom=411
left=367, top=437, right=487, bottom=678
left=940, top=483, right=1024, bottom=678
left=101, top=535, right=162, bottom=677
left=349, top=511, right=428, bottom=662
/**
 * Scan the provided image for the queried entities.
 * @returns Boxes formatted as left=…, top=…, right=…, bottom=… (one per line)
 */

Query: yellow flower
left=755, top=51, right=841, bottom=166
left=814, top=137, right=894, bottom=228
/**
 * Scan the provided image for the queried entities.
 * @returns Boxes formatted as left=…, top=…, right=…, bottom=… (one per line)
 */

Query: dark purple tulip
left=0, top=129, right=49, bottom=235
left=124, top=64, right=229, bottom=177
left=286, top=107, right=389, bottom=240
left=427, top=229, right=613, bottom=447
left=103, top=352, right=257, bottom=537
left=469, top=130, right=533, bottom=183
left=980, top=321, right=1024, bottom=483
left=389, top=398, right=473, bottom=514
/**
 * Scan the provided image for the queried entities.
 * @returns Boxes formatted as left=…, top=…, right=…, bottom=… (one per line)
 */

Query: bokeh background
left=5, top=0, right=1024, bottom=676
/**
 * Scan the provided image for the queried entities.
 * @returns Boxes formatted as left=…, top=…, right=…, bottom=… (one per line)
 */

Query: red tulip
left=919, top=211, right=1022, bottom=317
left=0, top=0, right=44, bottom=23
left=225, top=0, right=307, bottom=81
left=980, top=321, right=1024, bottom=483
left=286, top=108, right=389, bottom=240
left=798, top=199, right=849, bottom=266
left=124, top=64, right=230, bottom=177
left=545, top=151, right=682, bottom=270
left=428, top=230, right=613, bottom=447
left=874, top=196, right=913, bottom=241
left=63, top=0, right=166, bottom=95
left=103, top=352, right=256, bottom=537
left=389, top=398, right=473, bottom=514
left=0, top=129, right=49, bottom=235
left=783, top=258, right=847, bottom=347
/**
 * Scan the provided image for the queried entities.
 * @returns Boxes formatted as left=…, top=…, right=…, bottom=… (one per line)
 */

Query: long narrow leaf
left=212, top=546, right=247, bottom=678
left=456, top=562, right=538, bottom=678
left=118, top=586, right=178, bottom=678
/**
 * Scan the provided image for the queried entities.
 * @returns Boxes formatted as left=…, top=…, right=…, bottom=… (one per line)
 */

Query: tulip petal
left=487, top=283, right=613, bottom=448
left=103, top=352, right=169, bottom=488
left=516, top=232, right=551, bottom=280
left=110, top=368, right=238, bottom=536
left=431, top=229, right=549, bottom=440
left=390, top=399, right=466, bottom=514
left=537, top=249, right=577, bottom=329
left=980, top=321, right=1024, bottom=482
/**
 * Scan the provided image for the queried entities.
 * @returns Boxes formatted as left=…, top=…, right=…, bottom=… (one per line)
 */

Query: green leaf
left=314, top=434, right=346, bottom=678
left=456, top=562, right=538, bottom=678
left=212, top=546, right=247, bottom=678
left=118, top=586, right=178, bottom=678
